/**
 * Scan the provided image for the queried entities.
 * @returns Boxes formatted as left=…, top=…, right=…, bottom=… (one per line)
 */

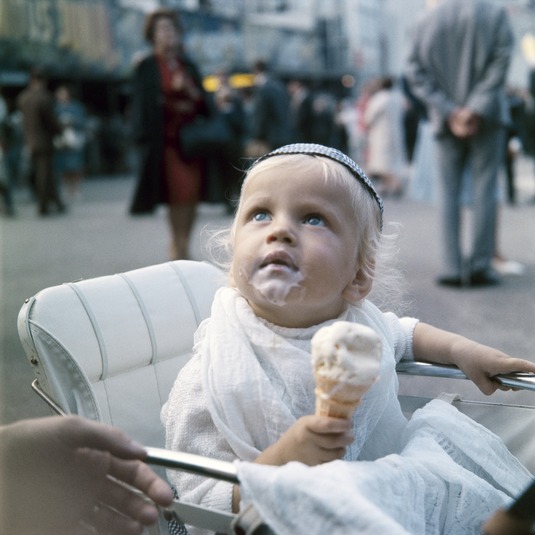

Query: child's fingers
left=314, top=431, right=354, bottom=450
left=473, top=374, right=509, bottom=396
left=501, top=357, right=535, bottom=374
left=305, top=415, right=352, bottom=435
left=317, top=446, right=347, bottom=463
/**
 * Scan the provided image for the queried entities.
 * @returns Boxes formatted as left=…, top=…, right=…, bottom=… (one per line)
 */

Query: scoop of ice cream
left=311, top=321, right=382, bottom=386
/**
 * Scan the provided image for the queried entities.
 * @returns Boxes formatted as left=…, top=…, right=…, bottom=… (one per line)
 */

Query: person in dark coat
left=213, top=79, right=247, bottom=209
left=246, top=60, right=291, bottom=157
left=129, top=8, right=213, bottom=260
left=287, top=79, right=315, bottom=143
left=18, top=68, right=64, bottom=216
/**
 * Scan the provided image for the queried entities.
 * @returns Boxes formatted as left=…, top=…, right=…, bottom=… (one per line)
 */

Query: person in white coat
left=363, top=76, right=407, bottom=197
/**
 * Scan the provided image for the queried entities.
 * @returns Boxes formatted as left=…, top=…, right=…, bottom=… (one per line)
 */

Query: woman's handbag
left=54, top=126, right=86, bottom=150
left=179, top=113, right=232, bottom=159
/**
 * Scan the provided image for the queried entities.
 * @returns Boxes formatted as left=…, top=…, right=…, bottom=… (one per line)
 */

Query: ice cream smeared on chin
left=250, top=252, right=304, bottom=305
left=312, top=321, right=382, bottom=419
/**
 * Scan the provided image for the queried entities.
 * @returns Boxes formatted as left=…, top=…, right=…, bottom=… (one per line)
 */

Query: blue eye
left=253, top=211, right=270, bottom=222
left=304, top=214, right=325, bottom=226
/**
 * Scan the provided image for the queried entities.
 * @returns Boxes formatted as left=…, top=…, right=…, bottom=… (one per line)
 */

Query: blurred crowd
left=353, top=74, right=535, bottom=207
left=0, top=78, right=131, bottom=217
left=0, top=62, right=355, bottom=220
left=2, top=35, right=535, bottom=225
left=1, top=66, right=534, bottom=218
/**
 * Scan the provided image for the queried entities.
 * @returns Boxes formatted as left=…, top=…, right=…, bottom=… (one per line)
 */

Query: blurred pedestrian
left=3, top=99, right=24, bottom=192
left=129, top=8, right=213, bottom=260
left=0, top=88, right=15, bottom=216
left=287, top=79, right=315, bottom=143
left=213, top=73, right=248, bottom=209
left=18, top=68, right=65, bottom=216
left=363, top=76, right=407, bottom=197
left=502, top=86, right=526, bottom=206
left=54, top=85, right=87, bottom=202
left=0, top=415, right=173, bottom=535
left=309, top=91, right=337, bottom=147
left=245, top=59, right=291, bottom=158
left=332, top=98, right=351, bottom=154
left=406, top=0, right=513, bottom=288
left=401, top=75, right=427, bottom=164
left=354, top=79, right=380, bottom=165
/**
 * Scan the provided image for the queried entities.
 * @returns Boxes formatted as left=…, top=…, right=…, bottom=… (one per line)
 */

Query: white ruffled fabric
left=237, top=399, right=532, bottom=535
left=200, top=287, right=412, bottom=460
left=162, top=287, right=417, bottom=522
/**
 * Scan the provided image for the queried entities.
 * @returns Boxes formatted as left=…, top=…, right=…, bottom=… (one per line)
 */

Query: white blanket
left=237, top=399, right=532, bottom=535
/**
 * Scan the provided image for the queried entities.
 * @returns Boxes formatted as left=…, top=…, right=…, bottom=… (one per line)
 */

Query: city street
left=1, top=161, right=535, bottom=426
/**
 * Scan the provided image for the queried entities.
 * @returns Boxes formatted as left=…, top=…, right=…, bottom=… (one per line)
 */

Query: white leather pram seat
left=17, top=260, right=226, bottom=448
left=17, top=260, right=535, bottom=534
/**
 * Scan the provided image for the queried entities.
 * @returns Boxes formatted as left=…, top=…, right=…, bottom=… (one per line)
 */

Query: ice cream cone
left=311, top=321, right=382, bottom=420
left=314, top=374, right=372, bottom=419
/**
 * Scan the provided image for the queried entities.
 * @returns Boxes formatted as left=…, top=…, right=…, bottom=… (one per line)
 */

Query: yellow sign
left=203, top=73, right=255, bottom=92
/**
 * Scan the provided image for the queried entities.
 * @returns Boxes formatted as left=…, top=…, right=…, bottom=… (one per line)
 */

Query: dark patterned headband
left=251, top=143, right=384, bottom=229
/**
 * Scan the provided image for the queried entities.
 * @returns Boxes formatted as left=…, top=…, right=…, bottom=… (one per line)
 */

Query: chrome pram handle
left=396, top=361, right=535, bottom=391
left=145, top=447, right=239, bottom=483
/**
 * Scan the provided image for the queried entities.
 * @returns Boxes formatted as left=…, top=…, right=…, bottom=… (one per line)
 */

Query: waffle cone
left=314, top=374, right=373, bottom=419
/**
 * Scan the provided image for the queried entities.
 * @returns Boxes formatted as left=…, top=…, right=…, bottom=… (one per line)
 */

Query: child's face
left=230, top=164, right=367, bottom=328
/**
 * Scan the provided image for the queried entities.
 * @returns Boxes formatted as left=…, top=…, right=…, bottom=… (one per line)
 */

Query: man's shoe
left=469, top=269, right=501, bottom=287
left=436, top=275, right=465, bottom=288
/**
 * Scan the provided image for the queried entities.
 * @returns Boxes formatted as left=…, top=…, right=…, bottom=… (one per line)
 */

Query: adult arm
left=130, top=56, right=160, bottom=145
left=465, top=8, right=513, bottom=119
left=404, top=22, right=457, bottom=127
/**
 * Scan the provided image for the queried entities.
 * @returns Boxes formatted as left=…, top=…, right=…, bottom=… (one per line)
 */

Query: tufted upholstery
left=17, top=260, right=227, bottom=448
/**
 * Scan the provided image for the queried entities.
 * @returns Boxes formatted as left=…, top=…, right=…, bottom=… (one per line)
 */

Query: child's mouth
left=260, top=252, right=298, bottom=272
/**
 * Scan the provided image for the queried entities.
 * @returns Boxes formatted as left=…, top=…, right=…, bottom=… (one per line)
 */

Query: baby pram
left=17, top=260, right=535, bottom=534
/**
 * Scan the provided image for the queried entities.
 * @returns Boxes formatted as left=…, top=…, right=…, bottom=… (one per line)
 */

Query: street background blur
left=1, top=0, right=535, bottom=424
left=2, top=0, right=535, bottom=178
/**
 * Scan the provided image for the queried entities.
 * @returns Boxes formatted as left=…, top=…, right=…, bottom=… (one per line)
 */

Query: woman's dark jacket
left=129, top=53, right=213, bottom=214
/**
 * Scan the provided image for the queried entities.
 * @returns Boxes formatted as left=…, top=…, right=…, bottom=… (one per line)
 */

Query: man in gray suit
left=406, top=0, right=513, bottom=287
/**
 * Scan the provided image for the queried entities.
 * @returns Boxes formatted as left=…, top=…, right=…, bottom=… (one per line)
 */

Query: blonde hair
left=204, top=154, right=410, bottom=314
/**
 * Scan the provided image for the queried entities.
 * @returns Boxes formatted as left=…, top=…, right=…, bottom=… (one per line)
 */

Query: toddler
left=162, top=143, right=535, bottom=533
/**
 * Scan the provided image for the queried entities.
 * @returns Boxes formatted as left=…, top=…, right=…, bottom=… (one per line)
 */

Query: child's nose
left=266, top=218, right=295, bottom=244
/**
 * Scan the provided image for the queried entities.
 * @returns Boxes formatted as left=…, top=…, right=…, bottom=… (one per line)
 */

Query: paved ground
left=1, top=160, right=535, bottom=426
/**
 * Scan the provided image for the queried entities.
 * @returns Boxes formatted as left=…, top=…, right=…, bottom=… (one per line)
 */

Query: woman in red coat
left=130, top=8, right=212, bottom=260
